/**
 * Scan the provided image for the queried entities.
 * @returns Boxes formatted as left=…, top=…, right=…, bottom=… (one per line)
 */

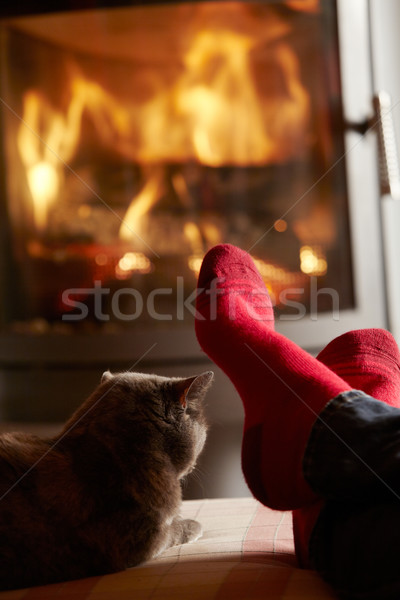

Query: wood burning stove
left=0, top=1, right=394, bottom=496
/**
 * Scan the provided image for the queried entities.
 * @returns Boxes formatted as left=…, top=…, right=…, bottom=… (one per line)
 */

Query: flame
left=119, top=170, right=164, bottom=244
left=26, top=161, right=59, bottom=230
left=184, top=220, right=205, bottom=275
left=184, top=222, right=204, bottom=253
left=18, top=78, right=132, bottom=231
left=140, top=30, right=310, bottom=165
left=17, top=6, right=311, bottom=236
left=174, top=30, right=267, bottom=165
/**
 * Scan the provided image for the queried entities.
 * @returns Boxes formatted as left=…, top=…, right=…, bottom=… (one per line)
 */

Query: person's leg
left=195, top=244, right=351, bottom=510
left=196, top=244, right=400, bottom=595
left=301, top=340, right=400, bottom=598
left=311, top=499, right=400, bottom=600
left=294, top=329, right=400, bottom=567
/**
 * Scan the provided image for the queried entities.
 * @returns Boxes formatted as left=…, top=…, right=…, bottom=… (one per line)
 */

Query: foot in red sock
left=317, top=329, right=400, bottom=407
left=293, top=328, right=400, bottom=567
left=196, top=244, right=351, bottom=510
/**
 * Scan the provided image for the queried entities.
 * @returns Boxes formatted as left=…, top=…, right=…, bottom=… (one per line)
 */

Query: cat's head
left=80, top=369, right=214, bottom=479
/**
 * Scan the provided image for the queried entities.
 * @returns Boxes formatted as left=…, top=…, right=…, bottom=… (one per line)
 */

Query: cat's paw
left=181, top=518, right=203, bottom=544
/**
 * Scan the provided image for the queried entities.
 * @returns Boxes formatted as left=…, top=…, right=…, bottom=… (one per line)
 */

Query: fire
left=174, top=29, right=266, bottom=166
left=13, top=2, right=317, bottom=314
left=119, top=169, right=164, bottom=246
left=18, top=80, right=132, bottom=232
left=183, top=222, right=204, bottom=254
left=17, top=4, right=311, bottom=234
left=17, top=92, right=61, bottom=231
left=140, top=28, right=310, bottom=165
left=26, top=161, right=59, bottom=230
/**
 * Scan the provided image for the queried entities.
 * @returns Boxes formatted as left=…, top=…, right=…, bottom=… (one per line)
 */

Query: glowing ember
left=300, top=245, right=328, bottom=276
left=116, top=251, right=153, bottom=277
left=274, top=219, right=288, bottom=233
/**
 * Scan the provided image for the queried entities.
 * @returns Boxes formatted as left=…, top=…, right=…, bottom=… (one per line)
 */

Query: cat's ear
left=175, top=371, right=214, bottom=408
left=101, top=370, right=113, bottom=384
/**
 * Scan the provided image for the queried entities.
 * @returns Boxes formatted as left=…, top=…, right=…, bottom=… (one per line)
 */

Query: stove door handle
left=372, top=91, right=400, bottom=201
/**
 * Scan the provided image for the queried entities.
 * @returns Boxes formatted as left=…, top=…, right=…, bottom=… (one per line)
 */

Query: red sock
left=293, top=328, right=400, bottom=567
left=195, top=244, right=351, bottom=510
left=317, top=329, right=400, bottom=407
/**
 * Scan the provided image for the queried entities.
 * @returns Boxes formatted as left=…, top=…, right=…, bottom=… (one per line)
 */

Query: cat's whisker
left=183, top=463, right=210, bottom=499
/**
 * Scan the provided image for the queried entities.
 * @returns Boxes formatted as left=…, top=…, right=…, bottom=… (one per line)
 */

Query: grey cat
left=0, top=369, right=213, bottom=590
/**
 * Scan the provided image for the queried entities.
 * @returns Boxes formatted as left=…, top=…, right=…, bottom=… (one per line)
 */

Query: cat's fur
left=0, top=369, right=213, bottom=590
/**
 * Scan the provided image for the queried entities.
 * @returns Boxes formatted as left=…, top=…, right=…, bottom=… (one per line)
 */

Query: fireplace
left=0, top=1, right=391, bottom=496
